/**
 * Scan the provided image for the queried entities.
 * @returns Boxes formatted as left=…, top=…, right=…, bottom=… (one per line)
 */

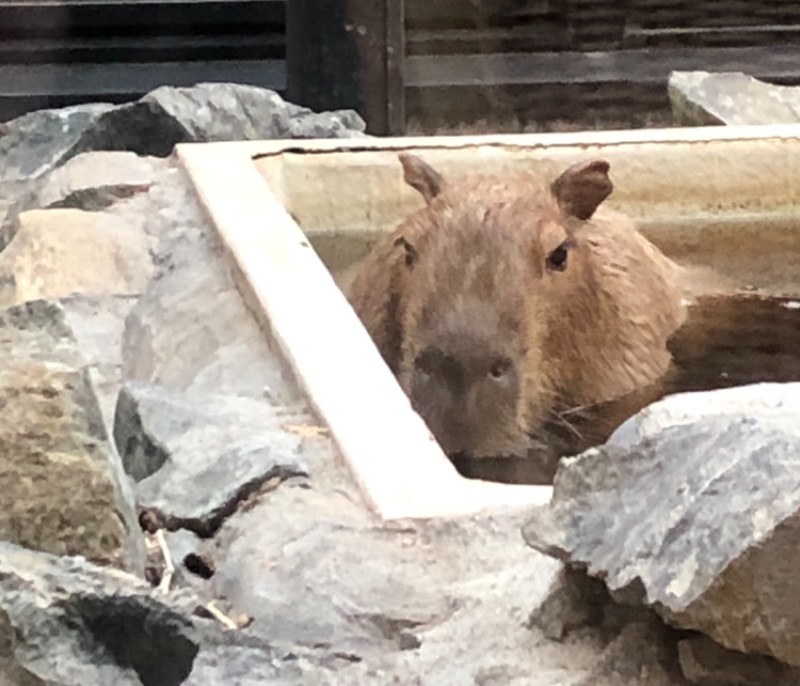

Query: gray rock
left=0, top=103, right=115, bottom=184
left=523, top=382, right=800, bottom=667
left=72, top=83, right=366, bottom=157
left=182, top=643, right=303, bottom=686
left=572, top=619, right=687, bottom=686
left=113, top=380, right=309, bottom=535
left=0, top=84, right=366, bottom=191
left=669, top=71, right=800, bottom=126
left=0, top=151, right=161, bottom=251
left=528, top=566, right=611, bottom=642
left=118, top=160, right=300, bottom=404
left=76, top=83, right=368, bottom=156
left=0, top=540, right=338, bottom=686
left=0, top=207, right=155, bottom=310
left=35, top=153, right=156, bottom=212
left=60, top=293, right=140, bottom=439
left=0, top=299, right=144, bottom=572
left=677, top=634, right=800, bottom=686
left=210, top=482, right=454, bottom=654
left=0, top=181, right=34, bottom=250
left=0, top=84, right=366, bottom=252
left=0, top=151, right=161, bottom=250
left=208, top=471, right=572, bottom=676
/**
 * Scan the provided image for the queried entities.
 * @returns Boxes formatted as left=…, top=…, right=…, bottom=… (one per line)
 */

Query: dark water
left=453, top=294, right=800, bottom=485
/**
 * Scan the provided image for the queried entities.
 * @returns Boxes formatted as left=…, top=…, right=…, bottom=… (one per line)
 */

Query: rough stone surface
left=33, top=150, right=158, bottom=210
left=117, top=159, right=299, bottom=403
left=0, top=534, right=654, bottom=686
left=1, top=186, right=29, bottom=250
left=572, top=619, right=688, bottom=686
left=210, top=482, right=456, bottom=654
left=59, top=293, right=139, bottom=438
left=677, top=634, right=800, bottom=686
left=669, top=71, right=800, bottom=126
left=0, top=147, right=294, bottom=405
left=0, top=83, right=366, bottom=186
left=77, top=83, right=368, bottom=157
left=523, top=382, right=800, bottom=668
left=0, top=207, right=155, bottom=308
left=114, top=380, right=309, bottom=533
left=207, top=452, right=581, bottom=682
left=0, top=540, right=345, bottom=686
left=528, top=567, right=612, bottom=642
left=0, top=103, right=115, bottom=184
left=205, top=459, right=689, bottom=686
left=1, top=151, right=161, bottom=250
left=0, top=300, right=144, bottom=572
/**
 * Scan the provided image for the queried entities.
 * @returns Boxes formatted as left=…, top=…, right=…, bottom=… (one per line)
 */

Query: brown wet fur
left=342, top=154, right=687, bottom=469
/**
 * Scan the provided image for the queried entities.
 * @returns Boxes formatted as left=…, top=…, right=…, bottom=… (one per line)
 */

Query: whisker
left=546, top=407, right=585, bottom=440
left=559, top=402, right=600, bottom=417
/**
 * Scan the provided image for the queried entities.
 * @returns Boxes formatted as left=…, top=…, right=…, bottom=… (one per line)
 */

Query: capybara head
left=345, top=153, right=686, bottom=461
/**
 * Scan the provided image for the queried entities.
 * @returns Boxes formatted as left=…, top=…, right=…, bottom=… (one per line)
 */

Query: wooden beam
left=286, top=0, right=405, bottom=136
left=405, top=45, right=800, bottom=88
left=0, top=59, right=285, bottom=98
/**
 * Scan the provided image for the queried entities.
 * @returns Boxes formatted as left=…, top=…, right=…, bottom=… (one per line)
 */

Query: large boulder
left=205, top=464, right=689, bottom=685
left=0, top=103, right=115, bottom=184
left=0, top=207, right=155, bottom=309
left=76, top=82, right=368, bottom=156
left=0, top=540, right=351, bottom=686
left=0, top=83, right=367, bottom=187
left=0, top=299, right=144, bottom=572
left=114, top=381, right=310, bottom=534
left=117, top=159, right=299, bottom=403
left=208, top=482, right=456, bottom=654
left=523, top=382, right=800, bottom=668
left=0, top=83, right=367, bottom=250
left=669, top=71, right=800, bottom=126
left=1, top=150, right=160, bottom=250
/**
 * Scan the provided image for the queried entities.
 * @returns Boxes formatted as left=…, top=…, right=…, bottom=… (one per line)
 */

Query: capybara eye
left=489, top=358, right=512, bottom=380
left=546, top=241, right=570, bottom=272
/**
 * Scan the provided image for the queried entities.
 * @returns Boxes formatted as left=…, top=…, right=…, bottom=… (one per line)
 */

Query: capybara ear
left=399, top=153, right=444, bottom=204
left=393, top=235, right=418, bottom=267
left=551, top=159, right=613, bottom=221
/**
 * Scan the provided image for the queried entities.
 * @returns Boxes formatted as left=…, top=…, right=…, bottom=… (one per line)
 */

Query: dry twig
left=204, top=601, right=239, bottom=630
left=155, top=529, right=175, bottom=595
left=282, top=423, right=330, bottom=438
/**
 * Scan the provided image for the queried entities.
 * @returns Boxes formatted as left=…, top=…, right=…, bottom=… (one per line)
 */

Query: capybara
left=342, top=153, right=687, bottom=469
